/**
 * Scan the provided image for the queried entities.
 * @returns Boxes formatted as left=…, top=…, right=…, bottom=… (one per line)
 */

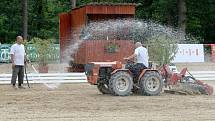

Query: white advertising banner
left=172, top=44, right=204, bottom=63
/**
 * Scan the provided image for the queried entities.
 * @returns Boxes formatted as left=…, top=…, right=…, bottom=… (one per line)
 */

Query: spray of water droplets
left=63, top=18, right=200, bottom=63
left=80, top=19, right=187, bottom=43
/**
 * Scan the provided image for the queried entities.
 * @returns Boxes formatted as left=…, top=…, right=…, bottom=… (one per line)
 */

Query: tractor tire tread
left=140, top=71, right=163, bottom=96
left=109, top=71, right=133, bottom=96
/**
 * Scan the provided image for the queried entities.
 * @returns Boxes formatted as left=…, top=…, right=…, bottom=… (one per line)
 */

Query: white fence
left=0, top=71, right=215, bottom=84
left=0, top=73, right=87, bottom=84
left=188, top=71, right=215, bottom=81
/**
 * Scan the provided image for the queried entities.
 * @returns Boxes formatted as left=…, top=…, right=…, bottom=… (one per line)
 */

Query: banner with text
left=0, top=44, right=60, bottom=63
left=173, top=44, right=204, bottom=63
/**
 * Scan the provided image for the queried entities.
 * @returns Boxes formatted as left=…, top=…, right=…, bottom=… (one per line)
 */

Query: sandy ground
left=1, top=62, right=215, bottom=121
left=0, top=82, right=215, bottom=121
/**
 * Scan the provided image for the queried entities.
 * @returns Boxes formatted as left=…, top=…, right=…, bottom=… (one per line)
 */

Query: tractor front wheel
left=109, top=71, right=133, bottom=96
left=140, top=71, right=163, bottom=96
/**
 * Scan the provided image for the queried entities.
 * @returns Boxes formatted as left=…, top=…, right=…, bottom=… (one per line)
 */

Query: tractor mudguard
left=138, top=69, right=160, bottom=80
left=111, top=69, right=131, bottom=75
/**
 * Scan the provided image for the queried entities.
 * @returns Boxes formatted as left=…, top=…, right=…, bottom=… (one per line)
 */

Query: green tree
left=0, top=0, right=215, bottom=44
left=28, top=0, right=71, bottom=42
left=177, top=0, right=186, bottom=33
left=22, top=0, right=28, bottom=40
left=0, top=1, right=22, bottom=43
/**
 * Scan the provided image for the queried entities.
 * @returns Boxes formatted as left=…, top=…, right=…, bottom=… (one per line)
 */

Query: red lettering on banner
left=212, top=45, right=215, bottom=62
left=196, top=49, right=199, bottom=56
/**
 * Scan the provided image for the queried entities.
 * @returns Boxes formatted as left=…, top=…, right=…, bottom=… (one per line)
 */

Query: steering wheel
left=124, top=58, right=135, bottom=63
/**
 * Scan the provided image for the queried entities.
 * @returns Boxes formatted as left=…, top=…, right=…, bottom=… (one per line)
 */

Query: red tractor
left=85, top=60, right=163, bottom=96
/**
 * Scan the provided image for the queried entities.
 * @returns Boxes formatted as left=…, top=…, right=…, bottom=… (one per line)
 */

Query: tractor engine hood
left=89, top=61, right=122, bottom=67
left=85, top=61, right=123, bottom=77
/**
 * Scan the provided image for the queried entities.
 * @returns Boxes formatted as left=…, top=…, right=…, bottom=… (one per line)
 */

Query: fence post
left=211, top=44, right=215, bottom=62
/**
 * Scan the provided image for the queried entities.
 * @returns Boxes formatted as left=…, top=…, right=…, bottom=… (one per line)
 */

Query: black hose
left=24, top=63, right=30, bottom=88
left=187, top=70, right=197, bottom=81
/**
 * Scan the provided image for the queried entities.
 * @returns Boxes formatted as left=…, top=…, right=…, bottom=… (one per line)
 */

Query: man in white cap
left=10, top=36, right=26, bottom=89
left=124, top=42, right=149, bottom=79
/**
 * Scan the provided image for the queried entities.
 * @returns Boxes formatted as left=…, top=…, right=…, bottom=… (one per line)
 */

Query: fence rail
left=187, top=71, right=215, bottom=81
left=0, top=71, right=215, bottom=84
left=0, top=73, right=87, bottom=84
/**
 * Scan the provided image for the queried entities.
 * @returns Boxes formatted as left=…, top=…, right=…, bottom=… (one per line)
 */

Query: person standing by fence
left=10, top=36, right=26, bottom=89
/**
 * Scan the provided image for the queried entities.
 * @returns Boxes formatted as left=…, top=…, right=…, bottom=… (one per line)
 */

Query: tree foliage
left=0, top=0, right=71, bottom=43
left=29, top=37, right=57, bottom=66
left=147, top=35, right=178, bottom=65
left=0, top=0, right=214, bottom=44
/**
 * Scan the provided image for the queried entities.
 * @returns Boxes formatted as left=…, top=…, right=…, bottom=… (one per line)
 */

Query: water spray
left=27, top=58, right=60, bottom=90
left=29, top=61, right=38, bottom=73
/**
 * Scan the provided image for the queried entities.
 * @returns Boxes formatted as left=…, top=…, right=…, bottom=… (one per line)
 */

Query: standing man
left=10, top=36, right=26, bottom=88
left=124, top=42, right=149, bottom=79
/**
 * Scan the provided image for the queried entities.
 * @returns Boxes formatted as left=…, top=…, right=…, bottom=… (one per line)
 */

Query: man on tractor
left=124, top=42, right=149, bottom=80
left=85, top=41, right=163, bottom=96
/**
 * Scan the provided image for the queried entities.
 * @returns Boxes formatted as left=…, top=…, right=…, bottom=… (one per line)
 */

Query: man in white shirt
left=10, top=36, right=26, bottom=89
left=124, top=42, right=149, bottom=79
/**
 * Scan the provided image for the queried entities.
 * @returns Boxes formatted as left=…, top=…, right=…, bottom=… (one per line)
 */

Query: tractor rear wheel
left=97, top=82, right=110, bottom=94
left=140, top=71, right=163, bottom=96
left=109, top=71, right=133, bottom=96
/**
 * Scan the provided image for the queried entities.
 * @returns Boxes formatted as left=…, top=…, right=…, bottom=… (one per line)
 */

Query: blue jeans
left=126, top=63, right=147, bottom=78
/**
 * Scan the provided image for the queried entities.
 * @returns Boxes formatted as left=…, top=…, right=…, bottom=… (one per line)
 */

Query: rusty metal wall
left=59, top=13, right=71, bottom=61
left=71, top=7, right=86, bottom=28
left=59, top=7, right=86, bottom=62
left=86, top=5, right=135, bottom=14
left=87, top=14, right=134, bottom=21
left=73, top=40, right=134, bottom=64
left=60, top=4, right=136, bottom=65
left=73, top=42, right=86, bottom=64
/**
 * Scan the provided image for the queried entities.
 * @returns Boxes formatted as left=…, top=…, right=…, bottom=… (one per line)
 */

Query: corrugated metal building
left=59, top=3, right=136, bottom=71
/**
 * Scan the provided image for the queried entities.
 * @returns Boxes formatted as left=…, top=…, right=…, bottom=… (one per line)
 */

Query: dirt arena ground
left=1, top=63, right=215, bottom=121
left=0, top=82, right=215, bottom=121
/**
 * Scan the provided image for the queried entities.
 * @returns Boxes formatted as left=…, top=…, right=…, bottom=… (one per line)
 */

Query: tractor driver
left=124, top=42, right=149, bottom=79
